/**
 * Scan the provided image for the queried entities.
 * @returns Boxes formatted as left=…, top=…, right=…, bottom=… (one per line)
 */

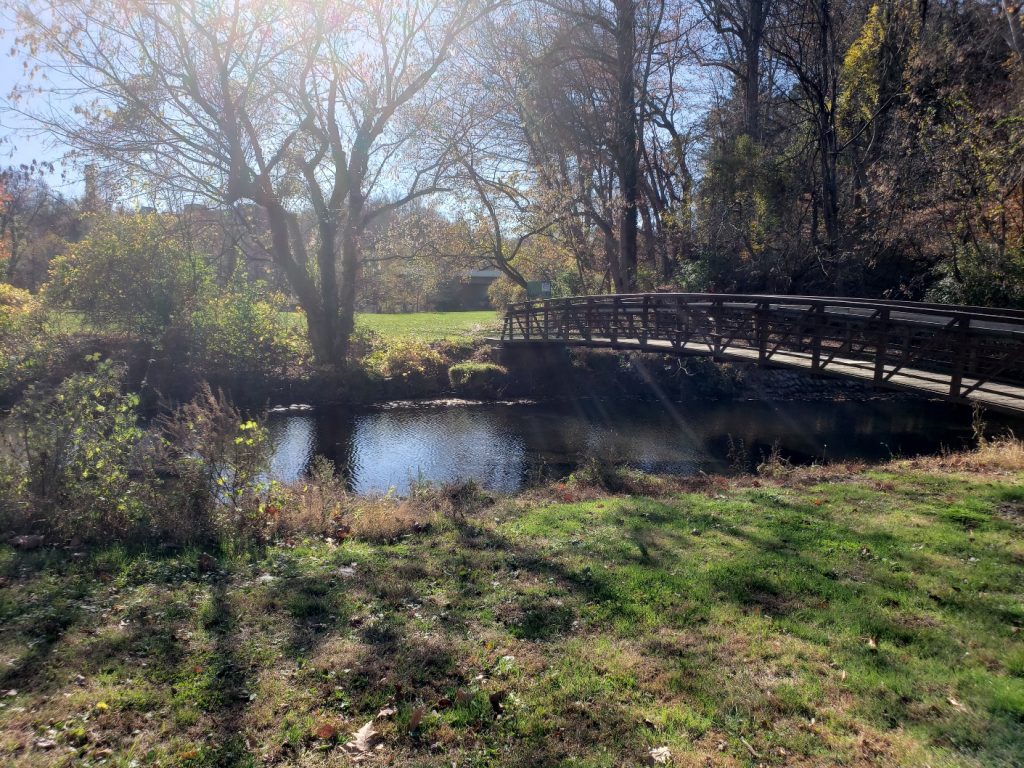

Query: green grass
left=280, top=311, right=501, bottom=343
left=358, top=311, right=501, bottom=341
left=2, top=463, right=1023, bottom=766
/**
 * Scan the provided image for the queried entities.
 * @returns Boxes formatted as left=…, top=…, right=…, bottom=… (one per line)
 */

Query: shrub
left=273, top=457, right=351, bottom=540
left=0, top=282, right=40, bottom=331
left=448, top=361, right=508, bottom=398
left=157, top=384, right=274, bottom=547
left=487, top=276, right=527, bottom=309
left=46, top=213, right=211, bottom=338
left=0, top=282, right=48, bottom=393
left=349, top=497, right=428, bottom=542
left=361, top=337, right=448, bottom=384
left=410, top=477, right=494, bottom=519
left=185, top=274, right=304, bottom=376
left=756, top=442, right=796, bottom=478
left=1, top=359, right=148, bottom=540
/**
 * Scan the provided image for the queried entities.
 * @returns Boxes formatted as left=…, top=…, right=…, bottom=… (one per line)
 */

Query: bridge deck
left=497, top=293, right=1024, bottom=416
left=497, top=336, right=1024, bottom=414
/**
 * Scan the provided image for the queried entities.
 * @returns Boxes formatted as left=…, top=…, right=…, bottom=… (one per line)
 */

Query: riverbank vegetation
left=0, top=215, right=502, bottom=407
left=2, top=436, right=1022, bottom=766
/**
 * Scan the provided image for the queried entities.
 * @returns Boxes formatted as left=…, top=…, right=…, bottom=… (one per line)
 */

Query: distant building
left=435, top=268, right=502, bottom=310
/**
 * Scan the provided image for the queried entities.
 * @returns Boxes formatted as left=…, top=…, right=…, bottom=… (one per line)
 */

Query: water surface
left=269, top=398, right=1019, bottom=494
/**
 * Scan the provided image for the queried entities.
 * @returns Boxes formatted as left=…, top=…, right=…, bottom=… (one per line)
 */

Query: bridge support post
left=641, top=295, right=650, bottom=347
left=756, top=301, right=768, bottom=365
left=873, top=308, right=890, bottom=385
left=949, top=317, right=969, bottom=398
left=811, top=304, right=824, bottom=372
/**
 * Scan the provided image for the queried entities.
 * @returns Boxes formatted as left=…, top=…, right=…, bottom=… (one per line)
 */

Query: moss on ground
left=1, top=460, right=1022, bottom=766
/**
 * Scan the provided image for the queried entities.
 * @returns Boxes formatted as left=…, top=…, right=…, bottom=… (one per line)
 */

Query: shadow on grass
left=2, top=476, right=1022, bottom=766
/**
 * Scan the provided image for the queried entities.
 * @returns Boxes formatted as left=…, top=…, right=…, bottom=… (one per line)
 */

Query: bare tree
left=11, top=0, right=493, bottom=363
left=694, top=0, right=774, bottom=139
left=0, top=163, right=76, bottom=289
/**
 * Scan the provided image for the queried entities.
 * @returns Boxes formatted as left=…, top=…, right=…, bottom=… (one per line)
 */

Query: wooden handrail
left=507, top=293, right=1024, bottom=326
left=500, top=293, right=1024, bottom=413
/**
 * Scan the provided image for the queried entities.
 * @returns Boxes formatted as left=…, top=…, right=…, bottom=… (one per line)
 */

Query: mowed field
left=280, top=311, right=502, bottom=343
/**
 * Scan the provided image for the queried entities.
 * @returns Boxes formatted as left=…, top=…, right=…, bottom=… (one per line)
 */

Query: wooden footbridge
left=497, top=294, right=1024, bottom=415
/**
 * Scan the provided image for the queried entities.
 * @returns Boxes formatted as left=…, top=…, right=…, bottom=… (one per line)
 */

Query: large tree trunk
left=337, top=215, right=360, bottom=362
left=264, top=199, right=345, bottom=366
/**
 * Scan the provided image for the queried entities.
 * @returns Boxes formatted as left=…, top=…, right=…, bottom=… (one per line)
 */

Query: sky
left=0, top=23, right=83, bottom=195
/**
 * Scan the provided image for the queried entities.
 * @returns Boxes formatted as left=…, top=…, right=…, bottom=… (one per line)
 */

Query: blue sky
left=0, top=23, right=82, bottom=195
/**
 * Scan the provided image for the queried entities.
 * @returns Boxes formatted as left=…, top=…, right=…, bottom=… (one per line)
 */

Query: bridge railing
left=501, top=293, right=1024, bottom=403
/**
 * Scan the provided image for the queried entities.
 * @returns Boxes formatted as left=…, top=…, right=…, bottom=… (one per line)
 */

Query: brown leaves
left=344, top=720, right=379, bottom=757
left=648, top=745, right=672, bottom=764
left=407, top=706, right=425, bottom=733
left=312, top=722, right=338, bottom=741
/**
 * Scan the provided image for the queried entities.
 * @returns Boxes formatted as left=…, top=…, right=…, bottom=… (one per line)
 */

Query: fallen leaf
left=34, top=739, right=57, bottom=749
left=345, top=721, right=377, bottom=754
left=376, top=706, right=397, bottom=719
left=435, top=697, right=452, bottom=710
left=866, top=637, right=878, bottom=651
left=948, top=697, right=966, bottom=710
left=648, top=745, right=671, bottom=764
left=408, top=706, right=425, bottom=733
left=313, top=722, right=338, bottom=740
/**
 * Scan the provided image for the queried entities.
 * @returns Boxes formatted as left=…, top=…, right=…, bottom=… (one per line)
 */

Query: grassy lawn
left=50, top=308, right=501, bottom=344
left=280, top=311, right=502, bottom=343
left=2, top=460, right=1023, bottom=766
